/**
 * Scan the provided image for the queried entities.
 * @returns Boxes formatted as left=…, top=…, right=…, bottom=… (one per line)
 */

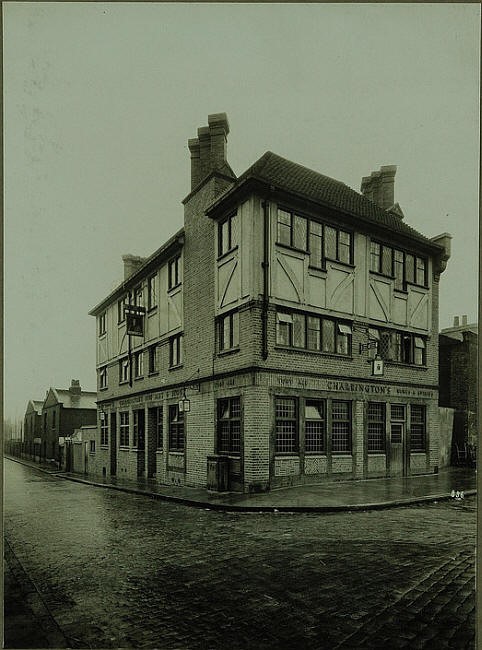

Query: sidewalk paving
left=5, top=454, right=477, bottom=512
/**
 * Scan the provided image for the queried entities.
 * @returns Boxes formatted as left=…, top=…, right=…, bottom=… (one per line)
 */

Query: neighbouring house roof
left=440, top=324, right=478, bottom=339
left=25, top=400, right=44, bottom=416
left=207, top=151, right=442, bottom=250
left=47, top=388, right=97, bottom=410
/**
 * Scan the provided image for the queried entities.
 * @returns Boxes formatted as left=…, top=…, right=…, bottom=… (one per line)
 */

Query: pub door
left=389, top=404, right=408, bottom=477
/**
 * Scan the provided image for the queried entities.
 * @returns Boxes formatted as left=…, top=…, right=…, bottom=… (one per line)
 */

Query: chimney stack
left=361, top=165, right=397, bottom=211
left=69, top=379, right=81, bottom=396
left=453, top=316, right=460, bottom=327
left=122, top=254, right=145, bottom=280
left=188, top=113, right=230, bottom=191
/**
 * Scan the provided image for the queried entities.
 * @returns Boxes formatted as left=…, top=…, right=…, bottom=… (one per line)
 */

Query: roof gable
left=209, top=151, right=437, bottom=248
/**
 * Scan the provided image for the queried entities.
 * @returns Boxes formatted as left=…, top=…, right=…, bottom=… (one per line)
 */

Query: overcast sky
left=4, top=2, right=480, bottom=422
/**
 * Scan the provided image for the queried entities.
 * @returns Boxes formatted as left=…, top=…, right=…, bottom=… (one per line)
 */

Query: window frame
left=147, top=274, right=157, bottom=311
left=133, top=350, right=144, bottom=379
left=217, top=397, right=241, bottom=455
left=218, top=310, right=240, bottom=352
left=169, top=333, right=183, bottom=368
left=100, top=417, right=109, bottom=446
left=218, top=212, right=238, bottom=257
left=331, top=400, right=352, bottom=453
left=156, top=406, right=163, bottom=449
left=275, top=396, right=298, bottom=454
left=119, top=411, right=129, bottom=447
left=99, top=366, right=108, bottom=390
left=168, top=404, right=185, bottom=452
left=148, top=344, right=158, bottom=374
left=168, top=255, right=181, bottom=290
left=367, top=402, right=386, bottom=453
left=117, top=296, right=127, bottom=324
left=275, top=310, right=352, bottom=356
left=119, top=357, right=129, bottom=384
left=410, top=404, right=426, bottom=452
left=305, top=399, right=326, bottom=454
left=370, top=239, right=428, bottom=289
left=98, top=312, right=106, bottom=337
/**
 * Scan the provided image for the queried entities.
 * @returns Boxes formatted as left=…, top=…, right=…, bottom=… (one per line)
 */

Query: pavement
left=5, top=454, right=477, bottom=512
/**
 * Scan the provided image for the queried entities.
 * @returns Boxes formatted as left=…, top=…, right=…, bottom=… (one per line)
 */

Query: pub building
left=89, top=113, right=451, bottom=492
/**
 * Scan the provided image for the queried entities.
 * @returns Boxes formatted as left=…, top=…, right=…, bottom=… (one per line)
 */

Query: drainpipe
left=128, top=290, right=132, bottom=387
left=261, top=199, right=270, bottom=360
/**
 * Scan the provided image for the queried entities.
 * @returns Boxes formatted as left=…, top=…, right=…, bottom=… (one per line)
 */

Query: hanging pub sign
left=372, top=357, right=384, bottom=376
left=125, top=305, right=146, bottom=337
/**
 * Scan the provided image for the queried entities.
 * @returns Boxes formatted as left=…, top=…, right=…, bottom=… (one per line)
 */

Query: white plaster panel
left=217, top=257, right=240, bottom=308
left=392, top=294, right=408, bottom=326
left=327, top=266, right=354, bottom=314
left=408, top=289, right=429, bottom=330
left=167, top=289, right=183, bottom=332
left=307, top=273, right=326, bottom=309
left=368, top=279, right=391, bottom=322
left=274, top=252, right=304, bottom=304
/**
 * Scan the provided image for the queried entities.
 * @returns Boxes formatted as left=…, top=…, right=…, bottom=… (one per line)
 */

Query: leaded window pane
left=277, top=209, right=292, bottom=246
left=381, top=247, right=392, bottom=276
left=325, top=226, right=337, bottom=260
left=405, top=254, right=415, bottom=283
left=394, top=250, right=404, bottom=290
left=322, top=319, right=335, bottom=353
left=309, top=221, right=323, bottom=268
left=338, top=230, right=351, bottom=264
left=307, top=316, right=321, bottom=351
left=370, top=242, right=381, bottom=272
left=416, top=258, right=426, bottom=285
left=292, top=313, right=306, bottom=348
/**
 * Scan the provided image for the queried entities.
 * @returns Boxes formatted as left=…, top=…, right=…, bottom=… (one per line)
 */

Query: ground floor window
left=119, top=411, right=129, bottom=447
left=275, top=397, right=298, bottom=453
left=169, top=404, right=184, bottom=451
left=155, top=407, right=163, bottom=449
left=305, top=400, right=325, bottom=452
left=217, top=397, right=241, bottom=454
left=331, top=401, right=352, bottom=452
left=367, top=402, right=386, bottom=452
left=410, top=404, right=426, bottom=451
left=100, top=416, right=109, bottom=446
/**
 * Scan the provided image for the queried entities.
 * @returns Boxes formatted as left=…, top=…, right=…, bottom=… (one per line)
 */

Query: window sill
left=367, top=452, right=386, bottom=456
left=276, top=242, right=307, bottom=256
left=156, top=448, right=164, bottom=454
left=217, top=245, right=238, bottom=262
left=117, top=321, right=125, bottom=328
left=100, top=445, right=109, bottom=450
left=147, top=306, right=158, bottom=316
left=217, top=347, right=240, bottom=357
left=148, top=371, right=159, bottom=377
left=305, top=451, right=326, bottom=456
left=384, top=361, right=428, bottom=370
left=274, top=345, right=353, bottom=360
left=325, top=258, right=355, bottom=269
left=393, top=287, right=408, bottom=295
left=274, top=452, right=299, bottom=457
left=99, top=387, right=108, bottom=392
left=119, top=380, right=129, bottom=386
left=331, top=452, right=353, bottom=456
left=134, top=376, right=144, bottom=381
left=168, top=283, right=182, bottom=292
left=308, top=265, right=327, bottom=274
left=369, top=270, right=393, bottom=281
left=119, top=446, right=130, bottom=451
left=169, top=364, right=183, bottom=371
left=168, top=450, right=185, bottom=455
left=98, top=333, right=107, bottom=339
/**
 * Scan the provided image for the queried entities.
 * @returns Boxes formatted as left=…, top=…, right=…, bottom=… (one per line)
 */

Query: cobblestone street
left=4, top=459, right=476, bottom=649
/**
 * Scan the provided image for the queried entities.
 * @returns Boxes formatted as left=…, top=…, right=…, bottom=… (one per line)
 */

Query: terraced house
left=89, top=113, right=451, bottom=492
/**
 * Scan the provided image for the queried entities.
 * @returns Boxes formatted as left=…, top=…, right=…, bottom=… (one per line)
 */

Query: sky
left=4, top=2, right=480, bottom=422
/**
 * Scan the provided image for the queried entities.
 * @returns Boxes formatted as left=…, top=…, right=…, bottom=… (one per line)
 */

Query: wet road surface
left=4, top=458, right=476, bottom=649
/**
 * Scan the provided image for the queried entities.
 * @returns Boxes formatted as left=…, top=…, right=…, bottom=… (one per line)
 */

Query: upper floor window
left=277, top=208, right=353, bottom=266
left=133, top=350, right=144, bottom=378
left=168, top=256, right=181, bottom=290
left=376, top=329, right=426, bottom=366
left=98, top=312, right=106, bottom=337
left=99, top=366, right=108, bottom=390
left=276, top=310, right=352, bottom=356
left=277, top=209, right=307, bottom=250
left=119, top=357, right=129, bottom=383
left=218, top=212, right=238, bottom=256
left=148, top=275, right=157, bottom=310
left=218, top=311, right=239, bottom=352
left=148, top=344, right=158, bottom=374
left=133, top=286, right=143, bottom=307
left=370, top=240, right=427, bottom=289
left=169, top=334, right=183, bottom=368
left=117, top=296, right=127, bottom=324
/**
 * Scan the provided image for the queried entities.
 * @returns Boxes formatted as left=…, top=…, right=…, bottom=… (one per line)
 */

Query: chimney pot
left=70, top=380, right=81, bottom=396
left=361, top=165, right=397, bottom=210
left=188, top=137, right=201, bottom=190
left=462, top=315, right=467, bottom=326
left=453, top=316, right=460, bottom=327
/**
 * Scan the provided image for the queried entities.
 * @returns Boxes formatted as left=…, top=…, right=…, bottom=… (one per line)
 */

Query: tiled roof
left=53, top=389, right=97, bottom=410
left=235, top=152, right=436, bottom=246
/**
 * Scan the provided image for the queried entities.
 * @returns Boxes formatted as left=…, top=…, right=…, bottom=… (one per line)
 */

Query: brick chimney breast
left=188, top=137, right=201, bottom=190
left=208, top=112, right=229, bottom=170
left=122, top=254, right=145, bottom=280
left=197, top=126, right=211, bottom=183
left=361, top=165, right=397, bottom=210
left=69, top=379, right=81, bottom=396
